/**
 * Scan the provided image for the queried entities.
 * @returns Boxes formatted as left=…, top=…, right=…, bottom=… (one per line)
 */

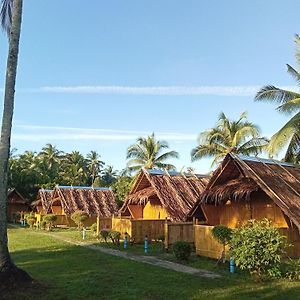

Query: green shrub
left=285, top=259, right=300, bottom=281
left=90, top=223, right=97, bottom=235
left=212, top=225, right=232, bottom=263
left=43, top=214, right=58, bottom=231
left=71, top=210, right=89, bottom=230
left=27, top=217, right=36, bottom=229
left=172, top=241, right=191, bottom=261
left=231, top=219, right=286, bottom=280
left=108, top=230, right=121, bottom=245
left=100, top=230, right=110, bottom=243
left=40, top=220, right=47, bottom=230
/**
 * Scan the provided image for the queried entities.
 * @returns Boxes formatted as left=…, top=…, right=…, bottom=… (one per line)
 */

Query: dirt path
left=44, top=233, right=221, bottom=279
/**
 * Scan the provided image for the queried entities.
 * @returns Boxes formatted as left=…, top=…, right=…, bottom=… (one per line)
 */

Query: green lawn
left=5, top=227, right=300, bottom=300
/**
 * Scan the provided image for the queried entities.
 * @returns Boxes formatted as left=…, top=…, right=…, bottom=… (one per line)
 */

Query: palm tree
left=101, top=165, right=118, bottom=186
left=126, top=133, right=179, bottom=171
left=191, top=112, right=268, bottom=166
left=60, top=151, right=88, bottom=186
left=0, top=0, right=31, bottom=286
left=255, top=34, right=300, bottom=162
left=86, top=150, right=104, bottom=185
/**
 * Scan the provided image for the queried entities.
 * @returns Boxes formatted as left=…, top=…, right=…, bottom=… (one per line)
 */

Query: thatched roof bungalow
left=32, top=189, right=53, bottom=214
left=189, top=153, right=300, bottom=230
left=7, top=188, right=29, bottom=222
left=51, top=186, right=118, bottom=217
left=120, top=169, right=209, bottom=222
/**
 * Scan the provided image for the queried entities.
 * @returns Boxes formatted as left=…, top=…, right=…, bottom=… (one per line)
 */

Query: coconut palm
left=86, top=150, right=104, bottom=185
left=255, top=34, right=300, bottom=162
left=127, top=133, right=179, bottom=171
left=191, top=112, right=268, bottom=166
left=0, top=0, right=31, bottom=286
left=101, top=165, right=118, bottom=186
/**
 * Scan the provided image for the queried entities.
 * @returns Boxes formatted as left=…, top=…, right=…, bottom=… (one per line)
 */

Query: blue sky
left=0, top=0, right=300, bottom=173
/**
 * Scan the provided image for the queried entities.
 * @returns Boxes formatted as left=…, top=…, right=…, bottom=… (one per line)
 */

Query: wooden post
left=96, top=216, right=100, bottom=237
left=164, top=218, right=169, bottom=250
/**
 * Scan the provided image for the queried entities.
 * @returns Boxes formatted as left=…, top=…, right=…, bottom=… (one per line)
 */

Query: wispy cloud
left=9, top=85, right=298, bottom=97
left=12, top=124, right=197, bottom=142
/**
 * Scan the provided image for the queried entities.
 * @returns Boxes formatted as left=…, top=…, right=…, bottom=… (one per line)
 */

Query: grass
left=5, top=226, right=300, bottom=299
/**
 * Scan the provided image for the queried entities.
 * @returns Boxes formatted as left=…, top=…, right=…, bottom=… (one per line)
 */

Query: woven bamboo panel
left=131, top=219, right=165, bottom=243
left=165, top=222, right=194, bottom=246
left=194, top=225, right=224, bottom=259
left=112, top=218, right=132, bottom=238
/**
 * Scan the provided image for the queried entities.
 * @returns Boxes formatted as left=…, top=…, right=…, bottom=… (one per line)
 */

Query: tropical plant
left=101, top=165, right=118, bottom=186
left=191, top=112, right=268, bottom=165
left=100, top=229, right=110, bottom=243
left=87, top=150, right=104, bottom=186
left=71, top=210, right=88, bottom=230
left=172, top=241, right=192, bottom=261
left=42, top=214, right=58, bottom=231
left=111, top=174, right=133, bottom=206
left=0, top=0, right=32, bottom=287
left=255, top=34, right=300, bottom=163
left=127, top=133, right=179, bottom=171
left=108, top=230, right=121, bottom=245
left=211, top=225, right=232, bottom=263
left=231, top=219, right=287, bottom=280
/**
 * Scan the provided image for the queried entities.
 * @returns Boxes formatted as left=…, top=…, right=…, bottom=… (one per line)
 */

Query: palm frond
left=155, top=150, right=179, bottom=162
left=0, top=0, right=12, bottom=36
left=286, top=64, right=300, bottom=84
left=255, top=85, right=300, bottom=104
left=276, top=97, right=300, bottom=114
left=267, top=112, right=300, bottom=156
left=284, top=131, right=300, bottom=162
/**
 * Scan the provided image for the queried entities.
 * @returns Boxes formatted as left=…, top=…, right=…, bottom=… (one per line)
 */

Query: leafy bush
left=40, top=220, right=47, bottom=230
left=100, top=230, right=110, bottom=243
left=212, top=225, right=232, bottom=263
left=172, top=241, right=191, bottom=261
left=90, top=223, right=97, bottom=235
left=231, top=219, right=286, bottom=280
left=43, top=214, right=58, bottom=231
left=71, top=210, right=88, bottom=230
left=285, top=259, right=300, bottom=281
left=108, top=231, right=121, bottom=245
left=27, top=218, right=36, bottom=229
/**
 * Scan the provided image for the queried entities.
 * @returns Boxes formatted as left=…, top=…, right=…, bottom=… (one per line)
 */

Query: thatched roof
left=121, top=169, right=209, bottom=221
left=7, top=188, right=27, bottom=205
left=189, top=153, right=300, bottom=229
left=32, top=189, right=53, bottom=212
left=52, top=186, right=118, bottom=217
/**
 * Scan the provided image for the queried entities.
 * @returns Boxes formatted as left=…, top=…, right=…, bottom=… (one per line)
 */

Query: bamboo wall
left=143, top=198, right=168, bottom=220
left=111, top=217, right=165, bottom=242
left=164, top=221, right=194, bottom=249
left=202, top=196, right=288, bottom=229
left=194, top=224, right=226, bottom=259
left=278, top=228, right=300, bottom=258
left=112, top=217, right=132, bottom=237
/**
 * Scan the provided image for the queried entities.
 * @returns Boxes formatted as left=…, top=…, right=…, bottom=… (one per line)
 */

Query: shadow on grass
left=5, top=234, right=300, bottom=300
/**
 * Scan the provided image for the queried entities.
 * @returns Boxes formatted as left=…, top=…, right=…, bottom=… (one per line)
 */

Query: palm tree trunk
left=0, top=0, right=31, bottom=288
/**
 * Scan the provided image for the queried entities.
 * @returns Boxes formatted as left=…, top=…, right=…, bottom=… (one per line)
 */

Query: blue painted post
left=82, top=227, right=86, bottom=240
left=230, top=257, right=235, bottom=273
left=144, top=235, right=148, bottom=254
left=124, top=232, right=128, bottom=249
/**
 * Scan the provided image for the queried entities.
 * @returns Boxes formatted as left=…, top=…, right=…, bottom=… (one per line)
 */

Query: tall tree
left=126, top=133, right=179, bottom=171
left=86, top=150, right=104, bottom=186
left=101, top=165, right=118, bottom=186
left=255, top=34, right=300, bottom=162
left=0, top=0, right=31, bottom=287
left=191, top=112, right=268, bottom=165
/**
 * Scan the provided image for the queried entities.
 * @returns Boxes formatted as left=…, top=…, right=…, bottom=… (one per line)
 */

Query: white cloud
left=2, top=85, right=298, bottom=96
left=12, top=124, right=197, bottom=142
